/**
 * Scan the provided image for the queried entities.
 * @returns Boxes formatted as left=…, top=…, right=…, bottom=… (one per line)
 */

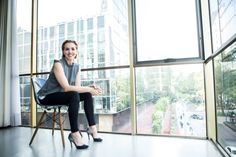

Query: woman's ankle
left=89, top=125, right=98, bottom=137
left=71, top=131, right=84, bottom=145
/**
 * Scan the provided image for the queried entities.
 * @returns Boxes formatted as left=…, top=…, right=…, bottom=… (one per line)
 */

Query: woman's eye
left=65, top=47, right=75, bottom=51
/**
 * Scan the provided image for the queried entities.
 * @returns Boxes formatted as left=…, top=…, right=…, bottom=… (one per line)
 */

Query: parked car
left=227, top=111, right=236, bottom=123
left=190, top=114, right=203, bottom=120
left=225, top=146, right=236, bottom=157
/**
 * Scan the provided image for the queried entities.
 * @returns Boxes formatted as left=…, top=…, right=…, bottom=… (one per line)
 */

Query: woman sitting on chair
left=38, top=40, right=102, bottom=149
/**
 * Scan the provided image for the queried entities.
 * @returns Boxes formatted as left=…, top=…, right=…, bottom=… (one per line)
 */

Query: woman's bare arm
left=53, top=62, right=101, bottom=95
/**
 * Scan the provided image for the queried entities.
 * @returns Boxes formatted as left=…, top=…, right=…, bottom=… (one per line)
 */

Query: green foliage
left=214, top=52, right=236, bottom=114
left=223, top=70, right=236, bottom=102
left=155, top=97, right=170, bottom=111
left=116, top=94, right=129, bottom=111
left=152, top=111, right=163, bottom=134
left=174, top=72, right=204, bottom=105
left=112, top=74, right=130, bottom=112
left=151, top=97, right=172, bottom=134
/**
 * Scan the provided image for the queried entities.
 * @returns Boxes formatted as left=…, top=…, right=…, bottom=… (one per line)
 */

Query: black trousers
left=39, top=91, right=96, bottom=132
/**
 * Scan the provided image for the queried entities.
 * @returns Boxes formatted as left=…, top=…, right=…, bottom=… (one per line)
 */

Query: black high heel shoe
left=86, top=128, right=103, bottom=142
left=68, top=133, right=89, bottom=149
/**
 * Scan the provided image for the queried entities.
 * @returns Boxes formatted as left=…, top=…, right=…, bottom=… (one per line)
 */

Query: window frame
left=131, top=0, right=204, bottom=67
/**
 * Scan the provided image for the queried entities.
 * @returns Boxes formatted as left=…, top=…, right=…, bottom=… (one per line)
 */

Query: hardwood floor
left=0, top=127, right=225, bottom=157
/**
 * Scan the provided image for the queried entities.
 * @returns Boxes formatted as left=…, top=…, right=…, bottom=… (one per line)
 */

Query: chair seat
left=40, top=105, right=65, bottom=110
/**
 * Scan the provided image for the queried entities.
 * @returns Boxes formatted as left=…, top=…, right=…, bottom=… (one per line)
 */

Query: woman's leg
left=39, top=91, right=80, bottom=132
left=79, top=92, right=96, bottom=126
left=79, top=92, right=102, bottom=140
left=40, top=91, right=88, bottom=146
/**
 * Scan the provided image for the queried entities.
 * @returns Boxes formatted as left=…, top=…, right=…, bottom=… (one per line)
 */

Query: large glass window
left=35, top=0, right=130, bottom=133
left=17, top=0, right=207, bottom=138
left=17, top=0, right=32, bottom=125
left=37, top=0, right=129, bottom=71
left=214, top=41, right=236, bottom=156
left=34, top=69, right=131, bottom=133
left=136, top=64, right=206, bottom=137
left=135, top=0, right=200, bottom=61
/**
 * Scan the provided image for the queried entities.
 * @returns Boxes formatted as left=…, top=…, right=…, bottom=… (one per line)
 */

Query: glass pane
left=214, top=41, right=236, bottom=155
left=35, top=69, right=131, bottom=133
left=17, top=0, right=32, bottom=74
left=209, top=0, right=236, bottom=52
left=17, top=0, right=32, bottom=126
left=37, top=0, right=129, bottom=72
left=135, top=0, right=199, bottom=61
left=136, top=64, right=206, bottom=137
left=20, top=76, right=31, bottom=126
left=80, top=69, right=131, bottom=133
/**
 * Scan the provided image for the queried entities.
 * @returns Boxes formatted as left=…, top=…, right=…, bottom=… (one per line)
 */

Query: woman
left=38, top=40, right=102, bottom=149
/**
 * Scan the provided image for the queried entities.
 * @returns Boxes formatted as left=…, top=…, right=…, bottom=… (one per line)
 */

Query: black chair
left=29, top=77, right=66, bottom=147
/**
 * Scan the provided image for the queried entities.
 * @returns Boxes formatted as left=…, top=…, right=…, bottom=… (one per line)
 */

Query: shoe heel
left=86, top=128, right=91, bottom=140
left=79, top=130, right=83, bottom=137
left=68, top=134, right=73, bottom=148
left=70, top=141, right=73, bottom=148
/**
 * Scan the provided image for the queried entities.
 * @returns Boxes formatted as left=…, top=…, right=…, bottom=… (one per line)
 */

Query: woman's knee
left=68, top=91, right=80, bottom=103
left=84, top=92, right=93, bottom=99
left=84, top=92, right=92, bottom=96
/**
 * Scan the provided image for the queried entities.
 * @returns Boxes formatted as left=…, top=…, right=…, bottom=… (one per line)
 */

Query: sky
left=17, top=0, right=102, bottom=30
left=135, top=0, right=199, bottom=60
left=38, top=0, right=102, bottom=27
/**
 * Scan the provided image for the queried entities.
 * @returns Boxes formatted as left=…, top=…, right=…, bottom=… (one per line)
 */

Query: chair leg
left=58, top=107, right=65, bottom=147
left=52, top=108, right=56, bottom=135
left=29, top=110, right=47, bottom=145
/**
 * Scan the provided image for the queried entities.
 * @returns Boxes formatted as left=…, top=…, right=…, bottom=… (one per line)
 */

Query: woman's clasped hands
left=89, top=84, right=102, bottom=96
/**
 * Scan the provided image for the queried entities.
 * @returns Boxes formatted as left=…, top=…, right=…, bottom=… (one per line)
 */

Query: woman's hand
left=89, top=85, right=102, bottom=95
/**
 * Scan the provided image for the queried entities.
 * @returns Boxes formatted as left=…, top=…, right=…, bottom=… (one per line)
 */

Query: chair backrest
left=31, top=77, right=46, bottom=105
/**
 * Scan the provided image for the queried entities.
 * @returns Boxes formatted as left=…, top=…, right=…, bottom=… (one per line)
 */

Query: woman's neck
left=64, top=58, right=74, bottom=65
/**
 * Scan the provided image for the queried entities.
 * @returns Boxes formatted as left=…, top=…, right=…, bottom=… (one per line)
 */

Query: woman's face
left=63, top=42, right=77, bottom=62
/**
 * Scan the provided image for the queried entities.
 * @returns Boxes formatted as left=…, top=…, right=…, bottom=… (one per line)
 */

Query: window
left=87, top=18, right=93, bottom=30
left=98, top=31, right=105, bottom=42
left=17, top=0, right=32, bottom=75
left=77, top=20, right=84, bottom=32
left=87, top=33, right=94, bottom=44
left=135, top=0, right=200, bottom=61
left=59, top=24, right=65, bottom=39
left=214, top=41, right=236, bottom=155
left=136, top=64, right=206, bottom=137
left=209, top=0, right=236, bottom=52
left=17, top=0, right=32, bottom=126
left=34, top=0, right=130, bottom=133
left=17, top=0, right=207, bottom=138
left=49, top=27, right=55, bottom=39
left=67, top=22, right=74, bottom=37
left=97, top=16, right=105, bottom=28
